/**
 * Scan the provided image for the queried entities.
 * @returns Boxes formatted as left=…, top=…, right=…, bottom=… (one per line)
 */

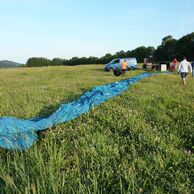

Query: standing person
left=121, top=60, right=127, bottom=76
left=172, top=58, right=178, bottom=70
left=178, top=57, right=192, bottom=85
left=192, top=61, right=194, bottom=77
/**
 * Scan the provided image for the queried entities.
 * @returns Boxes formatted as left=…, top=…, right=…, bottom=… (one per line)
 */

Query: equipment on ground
left=113, top=68, right=122, bottom=76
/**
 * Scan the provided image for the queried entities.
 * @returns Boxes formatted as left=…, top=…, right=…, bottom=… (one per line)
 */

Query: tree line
left=26, top=32, right=194, bottom=67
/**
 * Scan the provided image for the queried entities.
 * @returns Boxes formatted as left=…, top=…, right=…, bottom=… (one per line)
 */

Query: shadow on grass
left=35, top=93, right=82, bottom=119
left=35, top=93, right=82, bottom=137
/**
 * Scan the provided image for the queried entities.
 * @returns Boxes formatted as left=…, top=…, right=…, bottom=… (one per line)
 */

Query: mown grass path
left=0, top=65, right=193, bottom=193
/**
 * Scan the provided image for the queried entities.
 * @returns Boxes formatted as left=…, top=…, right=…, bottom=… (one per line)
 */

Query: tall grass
left=0, top=65, right=193, bottom=193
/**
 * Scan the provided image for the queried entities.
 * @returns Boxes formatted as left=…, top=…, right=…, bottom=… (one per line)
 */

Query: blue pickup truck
left=104, top=58, right=137, bottom=71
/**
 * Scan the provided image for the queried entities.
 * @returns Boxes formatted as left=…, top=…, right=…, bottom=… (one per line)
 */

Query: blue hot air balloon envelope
left=0, top=72, right=170, bottom=150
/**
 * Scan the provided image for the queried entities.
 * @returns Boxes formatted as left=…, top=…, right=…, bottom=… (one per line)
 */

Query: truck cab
left=104, top=58, right=137, bottom=71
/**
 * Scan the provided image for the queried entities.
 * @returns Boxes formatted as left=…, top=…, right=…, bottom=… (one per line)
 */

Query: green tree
left=154, top=36, right=177, bottom=61
left=26, top=57, right=52, bottom=67
left=162, top=35, right=174, bottom=46
left=52, top=58, right=64, bottom=66
left=113, top=50, right=126, bottom=58
left=99, top=53, right=113, bottom=64
left=125, top=50, right=131, bottom=57
left=131, top=46, right=147, bottom=63
left=176, top=32, right=194, bottom=61
left=147, top=46, right=155, bottom=58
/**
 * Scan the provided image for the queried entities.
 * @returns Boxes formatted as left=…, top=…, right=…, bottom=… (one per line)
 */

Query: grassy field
left=0, top=65, right=194, bottom=193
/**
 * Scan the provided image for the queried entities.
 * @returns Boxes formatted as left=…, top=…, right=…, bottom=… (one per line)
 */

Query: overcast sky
left=0, top=0, right=194, bottom=63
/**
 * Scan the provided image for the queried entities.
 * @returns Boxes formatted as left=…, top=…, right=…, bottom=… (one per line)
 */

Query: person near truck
left=178, top=57, right=192, bottom=85
left=171, top=58, right=178, bottom=70
left=121, top=60, right=127, bottom=76
left=192, top=61, right=194, bottom=77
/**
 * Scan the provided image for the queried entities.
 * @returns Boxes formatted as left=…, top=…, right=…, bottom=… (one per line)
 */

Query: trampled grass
left=0, top=65, right=193, bottom=193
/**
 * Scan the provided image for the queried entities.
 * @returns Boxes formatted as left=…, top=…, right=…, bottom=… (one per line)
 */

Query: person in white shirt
left=178, top=57, right=192, bottom=85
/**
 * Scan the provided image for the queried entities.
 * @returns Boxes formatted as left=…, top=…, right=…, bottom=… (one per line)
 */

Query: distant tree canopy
left=154, top=32, right=194, bottom=62
left=154, top=36, right=177, bottom=61
left=26, top=32, right=194, bottom=67
left=26, top=57, right=52, bottom=67
left=176, top=33, right=194, bottom=61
